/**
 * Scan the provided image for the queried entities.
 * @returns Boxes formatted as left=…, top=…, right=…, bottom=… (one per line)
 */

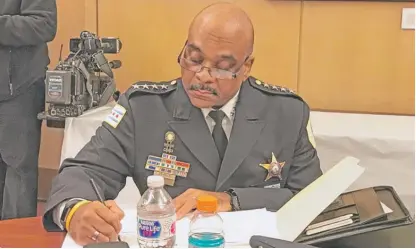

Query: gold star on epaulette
left=251, top=78, right=302, bottom=101
left=255, top=79, right=296, bottom=94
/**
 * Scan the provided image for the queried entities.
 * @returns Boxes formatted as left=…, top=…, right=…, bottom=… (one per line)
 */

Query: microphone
left=93, top=51, right=114, bottom=78
left=109, top=60, right=122, bottom=69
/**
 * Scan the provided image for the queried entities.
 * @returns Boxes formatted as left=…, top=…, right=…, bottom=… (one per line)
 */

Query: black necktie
left=208, top=110, right=228, bottom=161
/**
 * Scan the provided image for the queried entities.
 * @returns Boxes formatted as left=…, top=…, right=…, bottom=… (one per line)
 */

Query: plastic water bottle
left=188, top=195, right=225, bottom=248
left=137, top=175, right=176, bottom=248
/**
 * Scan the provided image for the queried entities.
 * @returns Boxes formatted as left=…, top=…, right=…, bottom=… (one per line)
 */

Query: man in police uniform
left=43, top=3, right=322, bottom=245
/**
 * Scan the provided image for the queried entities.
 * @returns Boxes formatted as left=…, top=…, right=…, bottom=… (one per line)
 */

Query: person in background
left=0, top=0, right=57, bottom=219
left=43, top=2, right=321, bottom=246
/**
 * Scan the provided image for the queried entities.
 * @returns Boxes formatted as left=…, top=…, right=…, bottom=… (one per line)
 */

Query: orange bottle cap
left=196, top=195, right=218, bottom=213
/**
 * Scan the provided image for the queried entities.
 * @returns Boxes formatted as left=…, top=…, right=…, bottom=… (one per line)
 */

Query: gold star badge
left=259, top=152, right=285, bottom=181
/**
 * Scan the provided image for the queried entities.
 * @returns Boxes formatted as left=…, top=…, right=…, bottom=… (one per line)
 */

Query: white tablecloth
left=60, top=102, right=141, bottom=206
left=310, top=112, right=415, bottom=214
left=60, top=104, right=415, bottom=214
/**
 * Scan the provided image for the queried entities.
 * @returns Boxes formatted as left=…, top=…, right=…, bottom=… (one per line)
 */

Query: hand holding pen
left=89, top=178, right=124, bottom=242
left=65, top=179, right=125, bottom=246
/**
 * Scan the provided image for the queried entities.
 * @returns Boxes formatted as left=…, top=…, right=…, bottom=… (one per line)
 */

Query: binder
left=294, top=186, right=414, bottom=245
left=249, top=236, right=316, bottom=248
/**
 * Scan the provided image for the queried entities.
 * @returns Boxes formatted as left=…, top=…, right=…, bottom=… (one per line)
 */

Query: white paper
left=62, top=156, right=364, bottom=248
left=61, top=208, right=137, bottom=248
left=174, top=208, right=279, bottom=247
left=274, top=156, right=364, bottom=242
left=62, top=208, right=278, bottom=248
left=61, top=233, right=81, bottom=248
left=402, top=8, right=415, bottom=30
left=381, top=202, right=393, bottom=214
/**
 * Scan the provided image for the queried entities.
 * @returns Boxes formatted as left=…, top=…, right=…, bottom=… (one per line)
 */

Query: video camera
left=38, top=31, right=122, bottom=128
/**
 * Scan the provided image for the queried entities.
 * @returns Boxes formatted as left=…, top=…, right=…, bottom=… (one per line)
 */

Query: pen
left=89, top=178, right=122, bottom=242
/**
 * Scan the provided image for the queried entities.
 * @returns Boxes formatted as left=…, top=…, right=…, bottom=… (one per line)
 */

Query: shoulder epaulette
left=125, top=79, right=178, bottom=98
left=249, top=77, right=303, bottom=101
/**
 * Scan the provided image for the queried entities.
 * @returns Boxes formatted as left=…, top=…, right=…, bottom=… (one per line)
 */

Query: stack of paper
left=274, top=156, right=365, bottom=242
left=62, top=208, right=279, bottom=248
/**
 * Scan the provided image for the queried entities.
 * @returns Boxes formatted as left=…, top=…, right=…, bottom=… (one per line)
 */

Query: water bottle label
left=137, top=215, right=176, bottom=239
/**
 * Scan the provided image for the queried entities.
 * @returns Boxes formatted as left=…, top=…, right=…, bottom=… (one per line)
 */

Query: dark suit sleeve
left=231, top=103, right=322, bottom=211
left=0, top=0, right=57, bottom=46
left=43, top=94, right=135, bottom=231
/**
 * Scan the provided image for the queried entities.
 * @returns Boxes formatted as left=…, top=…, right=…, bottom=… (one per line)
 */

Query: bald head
left=180, top=3, right=256, bottom=109
left=189, top=2, right=254, bottom=55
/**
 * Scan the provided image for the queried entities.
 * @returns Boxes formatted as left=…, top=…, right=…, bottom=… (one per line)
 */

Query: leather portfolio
left=294, top=185, right=414, bottom=245
left=250, top=235, right=317, bottom=248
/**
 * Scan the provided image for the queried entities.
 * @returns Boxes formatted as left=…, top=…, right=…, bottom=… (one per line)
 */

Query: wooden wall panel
left=298, top=1, right=415, bottom=115
left=36, top=0, right=414, bottom=199
left=97, top=0, right=302, bottom=92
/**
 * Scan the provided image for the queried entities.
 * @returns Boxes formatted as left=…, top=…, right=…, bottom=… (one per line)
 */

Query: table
left=0, top=216, right=65, bottom=248
left=310, top=111, right=415, bottom=215
left=0, top=216, right=414, bottom=248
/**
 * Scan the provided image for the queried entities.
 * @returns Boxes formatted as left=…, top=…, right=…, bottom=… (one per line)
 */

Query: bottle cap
left=147, top=175, right=164, bottom=188
left=196, top=195, right=218, bottom=213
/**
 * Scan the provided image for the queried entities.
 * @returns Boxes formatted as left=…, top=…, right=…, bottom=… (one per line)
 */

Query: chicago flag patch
left=105, top=104, right=126, bottom=128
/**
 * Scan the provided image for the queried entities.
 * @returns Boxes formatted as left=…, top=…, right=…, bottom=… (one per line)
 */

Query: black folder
left=294, top=186, right=414, bottom=245
left=250, top=235, right=317, bottom=248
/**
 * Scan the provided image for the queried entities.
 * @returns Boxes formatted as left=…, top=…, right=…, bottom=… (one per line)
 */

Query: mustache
left=189, top=83, right=218, bottom=96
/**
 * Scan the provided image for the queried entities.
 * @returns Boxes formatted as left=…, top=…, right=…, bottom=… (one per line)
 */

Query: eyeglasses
left=178, top=56, right=242, bottom=79
left=177, top=41, right=249, bottom=80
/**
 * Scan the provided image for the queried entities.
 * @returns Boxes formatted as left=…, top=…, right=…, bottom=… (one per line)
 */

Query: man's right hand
left=68, top=200, right=125, bottom=246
